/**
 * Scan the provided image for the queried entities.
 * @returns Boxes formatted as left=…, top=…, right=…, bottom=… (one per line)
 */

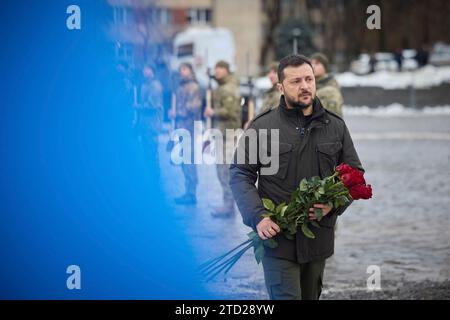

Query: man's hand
left=308, top=203, right=333, bottom=220
left=256, top=217, right=281, bottom=240
left=204, top=106, right=215, bottom=118
left=168, top=108, right=176, bottom=119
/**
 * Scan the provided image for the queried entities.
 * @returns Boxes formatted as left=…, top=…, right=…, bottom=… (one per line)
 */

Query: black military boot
left=210, top=205, right=235, bottom=218
left=174, top=193, right=197, bottom=205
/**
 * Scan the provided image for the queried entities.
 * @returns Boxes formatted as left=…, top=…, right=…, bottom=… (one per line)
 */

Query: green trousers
left=262, top=256, right=326, bottom=300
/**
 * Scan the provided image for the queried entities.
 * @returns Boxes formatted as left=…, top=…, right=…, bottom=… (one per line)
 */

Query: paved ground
left=159, top=111, right=450, bottom=299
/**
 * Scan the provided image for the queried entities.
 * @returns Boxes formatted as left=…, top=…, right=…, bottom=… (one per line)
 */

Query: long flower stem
left=198, top=238, right=252, bottom=271
left=205, top=242, right=254, bottom=282
left=223, top=242, right=255, bottom=275
left=201, top=242, right=254, bottom=276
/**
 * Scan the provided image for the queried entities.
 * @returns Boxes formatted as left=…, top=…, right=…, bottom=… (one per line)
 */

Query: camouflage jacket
left=259, top=84, right=281, bottom=115
left=175, top=77, right=202, bottom=128
left=138, top=79, right=163, bottom=133
left=316, top=74, right=344, bottom=118
left=213, top=74, right=242, bottom=132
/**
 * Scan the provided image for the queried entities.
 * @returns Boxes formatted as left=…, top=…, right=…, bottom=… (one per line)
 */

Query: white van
left=171, top=26, right=236, bottom=88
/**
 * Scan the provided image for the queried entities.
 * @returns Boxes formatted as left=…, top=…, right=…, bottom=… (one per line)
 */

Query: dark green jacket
left=230, top=96, right=364, bottom=263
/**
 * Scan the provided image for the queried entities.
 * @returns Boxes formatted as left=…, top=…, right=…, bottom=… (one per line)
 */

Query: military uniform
left=315, top=74, right=344, bottom=118
left=259, top=85, right=281, bottom=115
left=213, top=74, right=242, bottom=214
left=136, top=79, right=163, bottom=171
left=174, top=76, right=202, bottom=201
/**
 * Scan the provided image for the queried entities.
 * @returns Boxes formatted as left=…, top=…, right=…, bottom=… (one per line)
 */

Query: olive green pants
left=262, top=256, right=326, bottom=300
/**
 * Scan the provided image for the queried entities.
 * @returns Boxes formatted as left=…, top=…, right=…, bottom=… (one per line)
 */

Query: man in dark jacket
left=230, top=54, right=364, bottom=300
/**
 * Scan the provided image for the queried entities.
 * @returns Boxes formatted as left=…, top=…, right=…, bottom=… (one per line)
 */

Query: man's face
left=143, top=66, right=154, bottom=79
left=277, top=64, right=316, bottom=108
left=179, top=65, right=191, bottom=79
left=311, top=59, right=326, bottom=78
left=116, top=64, right=126, bottom=74
left=267, top=69, right=278, bottom=86
left=214, top=66, right=228, bottom=80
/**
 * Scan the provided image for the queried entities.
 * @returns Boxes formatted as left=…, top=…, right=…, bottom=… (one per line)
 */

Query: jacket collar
left=216, top=74, right=233, bottom=85
left=278, top=95, right=328, bottom=124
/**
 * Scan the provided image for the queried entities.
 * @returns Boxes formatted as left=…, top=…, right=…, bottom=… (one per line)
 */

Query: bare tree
left=259, top=0, right=281, bottom=68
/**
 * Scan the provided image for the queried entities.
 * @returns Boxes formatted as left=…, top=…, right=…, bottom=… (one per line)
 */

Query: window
left=177, top=43, right=194, bottom=58
left=113, top=7, right=133, bottom=25
left=115, top=43, right=134, bottom=63
left=148, top=8, right=172, bottom=25
left=186, top=8, right=212, bottom=24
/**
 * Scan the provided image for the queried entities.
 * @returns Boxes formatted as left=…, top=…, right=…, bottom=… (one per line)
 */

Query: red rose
left=349, top=184, right=373, bottom=200
left=341, top=170, right=366, bottom=188
left=335, top=163, right=353, bottom=175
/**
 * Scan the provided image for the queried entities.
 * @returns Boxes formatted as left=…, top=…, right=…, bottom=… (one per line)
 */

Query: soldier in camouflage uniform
left=135, top=64, right=163, bottom=173
left=204, top=60, right=242, bottom=218
left=170, top=63, right=202, bottom=205
left=310, top=53, right=344, bottom=118
left=259, top=62, right=282, bottom=115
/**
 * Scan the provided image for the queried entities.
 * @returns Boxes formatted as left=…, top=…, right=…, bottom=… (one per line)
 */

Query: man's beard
left=285, top=95, right=312, bottom=110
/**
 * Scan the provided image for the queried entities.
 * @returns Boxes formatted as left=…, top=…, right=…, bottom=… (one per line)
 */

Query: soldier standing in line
left=134, top=64, right=163, bottom=173
left=204, top=60, right=242, bottom=218
left=310, top=53, right=344, bottom=118
left=259, top=62, right=282, bottom=115
left=169, top=63, right=202, bottom=205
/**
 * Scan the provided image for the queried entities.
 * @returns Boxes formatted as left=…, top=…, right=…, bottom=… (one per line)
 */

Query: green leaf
left=314, top=208, right=323, bottom=221
left=263, top=238, right=279, bottom=249
left=253, top=242, right=265, bottom=264
left=340, top=195, right=351, bottom=205
left=284, top=233, right=295, bottom=240
left=262, top=198, right=275, bottom=211
left=247, top=231, right=259, bottom=240
left=333, top=200, right=340, bottom=208
left=280, top=205, right=288, bottom=217
left=288, top=224, right=297, bottom=235
left=301, top=223, right=316, bottom=239
left=275, top=202, right=286, bottom=214
left=299, top=179, right=308, bottom=191
left=310, top=221, right=320, bottom=228
left=311, top=176, right=320, bottom=184
left=290, top=189, right=299, bottom=202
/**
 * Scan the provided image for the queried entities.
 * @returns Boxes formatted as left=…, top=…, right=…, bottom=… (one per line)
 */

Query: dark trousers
left=181, top=163, right=198, bottom=197
left=262, top=256, right=326, bottom=300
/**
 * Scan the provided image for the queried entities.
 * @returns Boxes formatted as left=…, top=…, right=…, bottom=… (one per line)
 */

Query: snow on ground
left=158, top=110, right=450, bottom=300
left=336, top=65, right=450, bottom=89
left=343, top=104, right=450, bottom=117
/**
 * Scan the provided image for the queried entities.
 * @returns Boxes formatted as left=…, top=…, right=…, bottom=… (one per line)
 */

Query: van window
left=177, top=43, right=194, bottom=58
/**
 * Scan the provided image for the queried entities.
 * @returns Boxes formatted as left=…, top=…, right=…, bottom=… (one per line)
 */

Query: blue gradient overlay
left=0, top=1, right=211, bottom=299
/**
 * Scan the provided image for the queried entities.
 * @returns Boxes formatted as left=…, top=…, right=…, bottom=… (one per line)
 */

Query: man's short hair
left=215, top=60, right=230, bottom=72
left=310, top=52, right=330, bottom=71
left=117, top=60, right=129, bottom=69
left=278, top=54, right=313, bottom=82
left=266, top=61, right=279, bottom=73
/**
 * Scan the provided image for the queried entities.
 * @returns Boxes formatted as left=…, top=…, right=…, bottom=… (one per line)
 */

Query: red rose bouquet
left=199, top=163, right=372, bottom=281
